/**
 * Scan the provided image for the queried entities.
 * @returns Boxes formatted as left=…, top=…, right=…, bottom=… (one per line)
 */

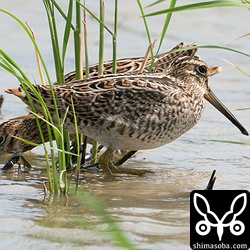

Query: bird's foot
left=109, top=164, right=154, bottom=176
left=1, top=151, right=32, bottom=172
left=99, top=148, right=154, bottom=176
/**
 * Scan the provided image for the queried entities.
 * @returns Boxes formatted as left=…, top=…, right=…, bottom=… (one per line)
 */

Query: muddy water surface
left=0, top=1, right=250, bottom=249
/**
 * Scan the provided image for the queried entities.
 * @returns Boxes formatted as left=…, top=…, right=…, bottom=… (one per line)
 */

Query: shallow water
left=0, top=1, right=250, bottom=249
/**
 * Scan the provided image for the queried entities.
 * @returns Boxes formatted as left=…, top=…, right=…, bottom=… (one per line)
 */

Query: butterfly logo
left=193, top=193, right=247, bottom=241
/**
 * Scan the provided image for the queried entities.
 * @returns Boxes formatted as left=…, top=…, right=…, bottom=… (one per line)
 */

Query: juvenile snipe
left=5, top=52, right=248, bottom=175
left=1, top=42, right=197, bottom=154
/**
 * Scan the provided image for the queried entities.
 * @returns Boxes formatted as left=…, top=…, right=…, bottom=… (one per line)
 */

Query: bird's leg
left=113, top=150, right=137, bottom=166
left=99, top=148, right=154, bottom=176
left=98, top=147, right=114, bottom=175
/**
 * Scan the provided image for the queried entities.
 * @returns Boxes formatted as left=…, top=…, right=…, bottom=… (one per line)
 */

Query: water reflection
left=1, top=167, right=213, bottom=249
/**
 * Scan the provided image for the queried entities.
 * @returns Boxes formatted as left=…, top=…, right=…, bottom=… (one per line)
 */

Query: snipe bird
left=0, top=114, right=48, bottom=154
left=5, top=53, right=248, bottom=175
left=1, top=42, right=197, bottom=154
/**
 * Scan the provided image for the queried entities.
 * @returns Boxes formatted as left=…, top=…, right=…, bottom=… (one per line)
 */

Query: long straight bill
left=205, top=89, right=248, bottom=136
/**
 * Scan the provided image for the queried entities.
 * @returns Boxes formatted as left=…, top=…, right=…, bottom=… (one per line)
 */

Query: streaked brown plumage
left=0, top=42, right=196, bottom=154
left=5, top=53, right=248, bottom=175
left=0, top=115, right=48, bottom=153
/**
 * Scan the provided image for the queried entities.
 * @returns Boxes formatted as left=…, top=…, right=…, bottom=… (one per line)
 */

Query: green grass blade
left=155, top=0, right=177, bottom=55
left=61, top=0, right=74, bottom=64
left=22, top=83, right=58, bottom=193
left=53, top=1, right=75, bottom=30
left=0, top=49, right=56, bottom=192
left=137, top=0, right=152, bottom=48
left=74, top=0, right=83, bottom=80
left=98, top=0, right=105, bottom=75
left=80, top=191, right=137, bottom=250
left=9, top=136, right=40, bottom=147
left=90, top=0, right=106, bottom=163
left=112, top=0, right=118, bottom=73
left=83, top=0, right=90, bottom=77
left=76, top=0, right=113, bottom=36
left=71, top=97, right=82, bottom=193
left=146, top=0, right=249, bottom=15
left=196, top=44, right=250, bottom=58
left=211, top=140, right=250, bottom=146
left=0, top=61, right=29, bottom=83
left=43, top=0, right=64, bottom=83
left=0, top=49, right=30, bottom=81
left=0, top=8, right=52, bottom=84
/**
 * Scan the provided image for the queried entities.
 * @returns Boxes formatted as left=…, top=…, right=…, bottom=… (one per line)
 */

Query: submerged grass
left=211, top=140, right=250, bottom=146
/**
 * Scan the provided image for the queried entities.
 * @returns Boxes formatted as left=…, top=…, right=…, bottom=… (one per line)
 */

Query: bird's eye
left=0, top=136, right=3, bottom=143
left=197, top=65, right=207, bottom=75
